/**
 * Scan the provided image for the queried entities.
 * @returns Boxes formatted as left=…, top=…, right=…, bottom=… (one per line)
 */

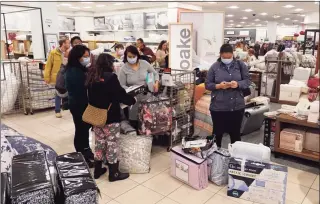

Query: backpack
left=55, top=65, right=68, bottom=98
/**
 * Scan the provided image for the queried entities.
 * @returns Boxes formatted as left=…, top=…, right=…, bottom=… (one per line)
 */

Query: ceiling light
left=59, top=3, right=72, bottom=7
left=96, top=4, right=105, bottom=7
left=236, top=24, right=242, bottom=27
left=226, top=14, right=234, bottom=17
left=242, top=17, right=248, bottom=20
left=70, top=6, right=80, bottom=9
left=273, top=15, right=280, bottom=18
left=256, top=24, right=262, bottom=26
left=254, top=19, right=260, bottom=22
left=284, top=18, right=290, bottom=20
left=294, top=8, right=303, bottom=12
left=260, top=13, right=268, bottom=16
left=113, top=3, right=124, bottom=5
left=299, top=14, right=305, bottom=17
left=244, top=9, right=253, bottom=12
left=283, top=5, right=295, bottom=8
left=228, top=6, right=239, bottom=9
left=265, top=20, right=269, bottom=22
left=229, top=24, right=234, bottom=26
left=240, top=22, right=245, bottom=24
left=83, top=6, right=92, bottom=9
left=207, top=2, right=217, bottom=4
left=228, top=20, right=234, bottom=22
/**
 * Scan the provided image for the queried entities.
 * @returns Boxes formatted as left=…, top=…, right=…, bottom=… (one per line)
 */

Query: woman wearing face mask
left=86, top=53, right=136, bottom=181
left=205, top=44, right=250, bottom=148
left=156, top=40, right=169, bottom=68
left=118, top=45, right=159, bottom=127
left=65, top=45, right=94, bottom=167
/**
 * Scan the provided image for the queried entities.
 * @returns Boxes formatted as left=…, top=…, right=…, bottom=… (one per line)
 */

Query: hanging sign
left=169, top=23, right=193, bottom=70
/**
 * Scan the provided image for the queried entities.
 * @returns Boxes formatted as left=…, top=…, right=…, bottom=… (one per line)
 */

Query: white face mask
left=81, top=57, right=90, bottom=66
left=221, top=58, right=233, bottom=65
left=127, top=56, right=137, bottom=64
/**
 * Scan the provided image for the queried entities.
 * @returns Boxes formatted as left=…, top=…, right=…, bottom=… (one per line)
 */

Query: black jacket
left=87, top=72, right=136, bottom=124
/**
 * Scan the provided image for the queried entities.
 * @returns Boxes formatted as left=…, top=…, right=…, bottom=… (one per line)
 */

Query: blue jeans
left=55, top=94, right=61, bottom=113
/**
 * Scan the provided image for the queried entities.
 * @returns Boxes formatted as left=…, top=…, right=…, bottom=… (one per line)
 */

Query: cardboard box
left=228, top=157, right=288, bottom=204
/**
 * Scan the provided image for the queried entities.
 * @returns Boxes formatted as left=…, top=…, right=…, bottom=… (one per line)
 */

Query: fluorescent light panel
left=244, top=9, right=253, bottom=12
left=228, top=5, right=239, bottom=9
left=283, top=5, right=295, bottom=8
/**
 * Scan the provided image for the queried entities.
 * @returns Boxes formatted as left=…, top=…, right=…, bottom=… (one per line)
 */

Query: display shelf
left=59, top=31, right=80, bottom=33
left=274, top=114, right=319, bottom=162
left=1, top=29, right=31, bottom=32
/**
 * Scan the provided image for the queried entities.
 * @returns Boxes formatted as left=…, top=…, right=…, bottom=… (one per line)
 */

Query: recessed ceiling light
left=226, top=14, right=234, bottom=17
left=228, top=6, right=239, bottom=9
left=273, top=15, right=280, bottom=18
left=59, top=3, right=72, bottom=7
left=242, top=17, right=248, bottom=20
left=207, top=2, right=217, bottom=4
left=83, top=6, right=92, bottom=9
left=96, top=4, right=105, bottom=7
left=70, top=6, right=80, bottom=9
left=236, top=24, right=242, bottom=27
left=283, top=5, right=295, bottom=8
left=244, top=9, right=253, bottom=12
left=254, top=19, right=260, bottom=22
left=284, top=18, right=290, bottom=20
left=228, top=20, right=234, bottom=22
left=260, top=13, right=268, bottom=16
left=240, top=22, right=245, bottom=24
left=294, top=8, right=303, bottom=12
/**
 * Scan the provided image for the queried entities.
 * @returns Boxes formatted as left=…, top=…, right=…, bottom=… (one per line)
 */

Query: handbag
left=82, top=85, right=112, bottom=127
left=237, top=60, right=251, bottom=97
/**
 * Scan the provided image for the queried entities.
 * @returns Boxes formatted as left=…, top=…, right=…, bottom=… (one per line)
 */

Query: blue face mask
left=221, top=58, right=233, bottom=65
left=81, top=57, right=90, bottom=67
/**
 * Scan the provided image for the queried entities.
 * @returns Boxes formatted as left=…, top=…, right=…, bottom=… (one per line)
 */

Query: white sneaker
left=55, top=112, right=62, bottom=118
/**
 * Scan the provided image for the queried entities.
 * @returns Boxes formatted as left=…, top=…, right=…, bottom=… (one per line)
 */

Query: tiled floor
left=2, top=110, right=319, bottom=204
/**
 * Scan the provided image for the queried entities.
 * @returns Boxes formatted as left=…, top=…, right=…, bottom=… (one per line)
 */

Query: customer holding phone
left=205, top=44, right=250, bottom=148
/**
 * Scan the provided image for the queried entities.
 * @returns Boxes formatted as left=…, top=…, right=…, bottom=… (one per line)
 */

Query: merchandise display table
left=275, top=114, right=320, bottom=162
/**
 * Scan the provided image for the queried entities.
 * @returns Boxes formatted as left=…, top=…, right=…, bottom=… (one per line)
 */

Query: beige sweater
left=156, top=50, right=168, bottom=67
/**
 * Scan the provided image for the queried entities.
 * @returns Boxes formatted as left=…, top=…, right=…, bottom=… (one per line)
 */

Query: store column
left=167, top=2, right=202, bottom=23
left=267, top=21, right=277, bottom=42
left=28, top=2, right=59, bottom=59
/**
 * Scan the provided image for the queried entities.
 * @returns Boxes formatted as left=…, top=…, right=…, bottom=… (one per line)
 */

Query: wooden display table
left=275, top=114, right=319, bottom=162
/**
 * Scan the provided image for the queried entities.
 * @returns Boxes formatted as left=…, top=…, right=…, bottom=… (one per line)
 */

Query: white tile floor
left=2, top=110, right=319, bottom=204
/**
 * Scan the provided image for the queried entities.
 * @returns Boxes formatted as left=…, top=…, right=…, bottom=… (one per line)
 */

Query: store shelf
left=277, top=114, right=318, bottom=129
left=275, top=148, right=319, bottom=162
left=59, top=31, right=80, bottom=33
left=2, top=29, right=31, bottom=32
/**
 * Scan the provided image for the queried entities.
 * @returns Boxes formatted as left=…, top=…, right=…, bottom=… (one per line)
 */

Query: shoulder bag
left=82, top=84, right=112, bottom=127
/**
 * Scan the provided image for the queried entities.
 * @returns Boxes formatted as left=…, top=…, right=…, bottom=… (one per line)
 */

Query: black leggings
left=70, top=105, right=91, bottom=153
left=210, top=109, right=244, bottom=148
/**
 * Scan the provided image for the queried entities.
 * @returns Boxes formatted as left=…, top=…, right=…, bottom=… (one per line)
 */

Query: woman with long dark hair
left=86, top=53, right=136, bottom=181
left=65, top=45, right=94, bottom=167
left=156, top=40, right=169, bottom=68
left=118, top=45, right=159, bottom=127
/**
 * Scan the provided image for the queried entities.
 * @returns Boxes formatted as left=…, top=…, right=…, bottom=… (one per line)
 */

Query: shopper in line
left=247, top=48, right=257, bottom=64
left=259, top=43, right=269, bottom=56
left=118, top=45, right=159, bottom=128
left=65, top=45, right=94, bottom=167
left=113, top=43, right=125, bottom=61
left=70, top=36, right=96, bottom=70
left=156, top=40, right=169, bottom=68
left=205, top=44, right=250, bottom=148
left=86, top=53, right=136, bottom=181
left=44, top=38, right=70, bottom=118
left=253, top=42, right=260, bottom=59
left=136, top=38, right=156, bottom=63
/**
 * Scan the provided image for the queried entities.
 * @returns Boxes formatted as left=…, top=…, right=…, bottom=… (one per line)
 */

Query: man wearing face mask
left=205, top=44, right=250, bottom=148
left=44, top=38, right=70, bottom=118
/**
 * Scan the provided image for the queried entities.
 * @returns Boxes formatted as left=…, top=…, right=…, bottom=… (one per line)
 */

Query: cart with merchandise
left=158, top=69, right=196, bottom=151
left=19, top=59, right=55, bottom=114
left=1, top=60, right=27, bottom=115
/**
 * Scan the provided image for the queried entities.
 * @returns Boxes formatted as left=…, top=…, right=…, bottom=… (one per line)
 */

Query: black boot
left=94, top=161, right=107, bottom=179
left=85, top=157, right=94, bottom=168
left=83, top=148, right=94, bottom=160
left=108, top=161, right=129, bottom=182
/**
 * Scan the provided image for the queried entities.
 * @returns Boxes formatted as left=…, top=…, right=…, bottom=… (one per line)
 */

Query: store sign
left=169, top=23, right=193, bottom=70
left=227, top=31, right=235, bottom=35
left=239, top=30, right=249, bottom=36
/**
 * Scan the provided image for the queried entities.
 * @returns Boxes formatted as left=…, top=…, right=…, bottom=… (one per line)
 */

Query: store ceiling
left=2, top=1, right=319, bottom=28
